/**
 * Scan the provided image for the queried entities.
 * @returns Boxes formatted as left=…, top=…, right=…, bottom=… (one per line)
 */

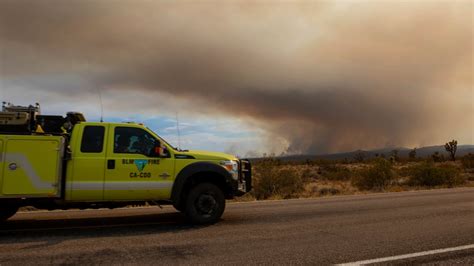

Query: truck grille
left=239, top=159, right=252, bottom=192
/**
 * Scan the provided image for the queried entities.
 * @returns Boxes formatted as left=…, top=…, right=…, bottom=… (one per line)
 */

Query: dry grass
left=239, top=155, right=474, bottom=201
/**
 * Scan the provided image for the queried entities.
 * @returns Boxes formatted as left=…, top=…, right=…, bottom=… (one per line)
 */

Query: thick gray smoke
left=0, top=1, right=472, bottom=153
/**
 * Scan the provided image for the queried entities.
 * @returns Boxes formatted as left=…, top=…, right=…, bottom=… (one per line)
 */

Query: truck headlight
left=220, top=160, right=239, bottom=180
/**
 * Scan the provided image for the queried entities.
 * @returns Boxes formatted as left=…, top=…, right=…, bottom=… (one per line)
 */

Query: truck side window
left=81, top=126, right=105, bottom=153
left=114, top=127, right=158, bottom=156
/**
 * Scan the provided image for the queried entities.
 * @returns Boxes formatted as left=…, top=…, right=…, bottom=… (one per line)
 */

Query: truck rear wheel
left=184, top=183, right=225, bottom=225
left=0, top=206, right=19, bottom=222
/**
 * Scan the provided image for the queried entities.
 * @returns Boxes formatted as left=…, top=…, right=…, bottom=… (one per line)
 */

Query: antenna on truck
left=88, top=57, right=104, bottom=123
left=176, top=112, right=181, bottom=151
left=97, top=87, right=104, bottom=123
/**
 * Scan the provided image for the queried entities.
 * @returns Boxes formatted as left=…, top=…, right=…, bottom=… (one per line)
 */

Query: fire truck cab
left=0, top=103, right=251, bottom=224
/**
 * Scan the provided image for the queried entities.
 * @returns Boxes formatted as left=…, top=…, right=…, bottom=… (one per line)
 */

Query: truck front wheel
left=0, top=206, right=19, bottom=222
left=184, top=183, right=225, bottom=224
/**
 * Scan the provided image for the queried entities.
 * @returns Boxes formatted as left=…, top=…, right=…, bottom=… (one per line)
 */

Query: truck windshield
left=146, top=127, right=179, bottom=151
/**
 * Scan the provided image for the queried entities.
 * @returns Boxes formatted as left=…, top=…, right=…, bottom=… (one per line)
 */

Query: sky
left=0, top=0, right=472, bottom=157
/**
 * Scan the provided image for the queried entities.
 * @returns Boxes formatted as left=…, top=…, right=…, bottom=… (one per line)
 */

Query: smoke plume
left=0, top=0, right=472, bottom=153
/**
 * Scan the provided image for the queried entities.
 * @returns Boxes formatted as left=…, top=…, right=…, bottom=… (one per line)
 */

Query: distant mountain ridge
left=276, top=145, right=474, bottom=161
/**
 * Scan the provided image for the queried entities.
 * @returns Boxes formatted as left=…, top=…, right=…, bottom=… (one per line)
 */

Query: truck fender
left=171, top=162, right=234, bottom=207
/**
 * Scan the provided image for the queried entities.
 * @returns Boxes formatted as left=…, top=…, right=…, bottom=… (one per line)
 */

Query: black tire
left=0, top=206, right=18, bottom=222
left=184, top=183, right=225, bottom=225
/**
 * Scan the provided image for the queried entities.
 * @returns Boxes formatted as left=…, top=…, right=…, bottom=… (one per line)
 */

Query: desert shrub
left=353, top=151, right=366, bottom=163
left=319, top=165, right=352, bottom=181
left=315, top=159, right=336, bottom=169
left=325, top=170, right=352, bottom=181
left=465, top=173, right=474, bottom=181
left=431, top=151, right=446, bottom=162
left=253, top=158, right=304, bottom=200
left=390, top=149, right=400, bottom=162
left=461, top=153, right=474, bottom=169
left=351, top=158, right=394, bottom=191
left=396, top=165, right=412, bottom=177
left=408, top=148, right=417, bottom=160
left=406, top=162, right=464, bottom=187
left=301, top=168, right=318, bottom=182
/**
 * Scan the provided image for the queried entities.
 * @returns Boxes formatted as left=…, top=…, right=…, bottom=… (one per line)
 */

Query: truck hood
left=177, top=150, right=237, bottom=161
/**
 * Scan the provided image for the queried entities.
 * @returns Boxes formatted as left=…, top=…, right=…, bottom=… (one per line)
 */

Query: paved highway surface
left=0, top=188, right=473, bottom=265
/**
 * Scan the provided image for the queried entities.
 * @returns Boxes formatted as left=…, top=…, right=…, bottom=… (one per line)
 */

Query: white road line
left=338, top=244, right=474, bottom=265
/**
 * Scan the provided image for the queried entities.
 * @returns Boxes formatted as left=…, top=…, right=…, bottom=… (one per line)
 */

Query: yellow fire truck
left=0, top=103, right=251, bottom=224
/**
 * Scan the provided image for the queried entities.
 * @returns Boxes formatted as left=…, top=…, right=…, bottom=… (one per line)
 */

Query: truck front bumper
left=236, top=159, right=252, bottom=196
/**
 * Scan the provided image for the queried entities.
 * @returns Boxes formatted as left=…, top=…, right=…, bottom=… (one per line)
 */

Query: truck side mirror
left=154, top=144, right=169, bottom=158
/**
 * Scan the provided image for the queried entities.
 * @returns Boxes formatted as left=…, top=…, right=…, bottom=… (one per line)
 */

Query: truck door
left=1, top=136, right=64, bottom=197
left=68, top=124, right=107, bottom=201
left=104, top=126, right=175, bottom=201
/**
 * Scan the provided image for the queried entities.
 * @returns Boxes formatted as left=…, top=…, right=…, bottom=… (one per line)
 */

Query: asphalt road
left=0, top=188, right=473, bottom=265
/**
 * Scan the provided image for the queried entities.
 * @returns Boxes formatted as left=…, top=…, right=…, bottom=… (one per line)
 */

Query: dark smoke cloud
left=0, top=0, right=472, bottom=153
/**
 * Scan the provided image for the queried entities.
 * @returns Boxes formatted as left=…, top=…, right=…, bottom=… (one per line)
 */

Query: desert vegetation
left=246, top=149, right=474, bottom=201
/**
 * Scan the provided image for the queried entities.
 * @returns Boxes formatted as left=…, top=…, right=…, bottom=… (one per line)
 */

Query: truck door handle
left=107, top=160, right=115, bottom=169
